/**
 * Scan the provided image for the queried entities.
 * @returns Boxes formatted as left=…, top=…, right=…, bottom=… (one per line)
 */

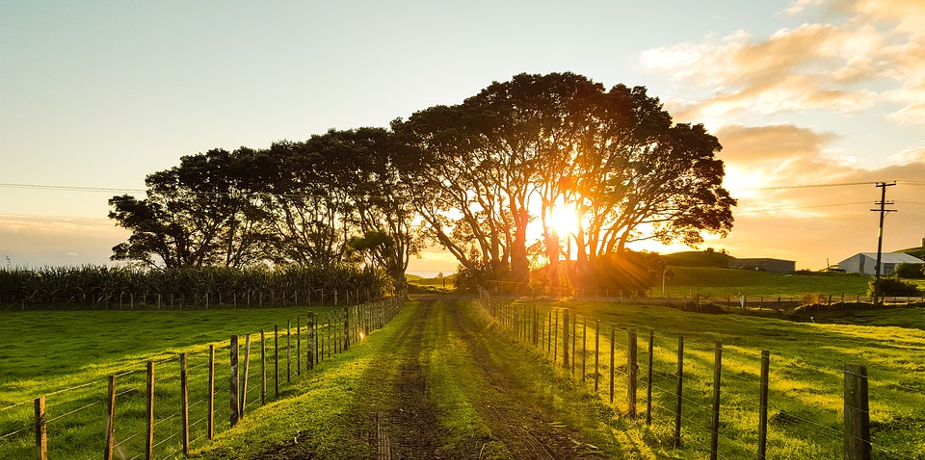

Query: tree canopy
left=392, top=72, right=735, bottom=289
left=110, top=72, right=735, bottom=293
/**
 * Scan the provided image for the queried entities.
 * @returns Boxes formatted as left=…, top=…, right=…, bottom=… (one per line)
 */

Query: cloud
left=639, top=0, right=925, bottom=125
left=0, top=215, right=128, bottom=267
left=707, top=121, right=925, bottom=267
left=717, top=124, right=852, bottom=193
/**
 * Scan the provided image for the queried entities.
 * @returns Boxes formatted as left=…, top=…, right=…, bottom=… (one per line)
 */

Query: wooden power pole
left=871, top=181, right=896, bottom=305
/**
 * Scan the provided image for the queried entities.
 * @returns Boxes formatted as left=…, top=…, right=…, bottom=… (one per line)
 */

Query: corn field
left=0, top=265, right=388, bottom=310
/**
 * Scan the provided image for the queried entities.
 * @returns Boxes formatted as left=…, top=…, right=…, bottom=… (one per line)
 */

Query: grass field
left=663, top=266, right=873, bottom=298
left=3, top=297, right=924, bottom=459
left=0, top=304, right=367, bottom=459
left=407, top=273, right=456, bottom=291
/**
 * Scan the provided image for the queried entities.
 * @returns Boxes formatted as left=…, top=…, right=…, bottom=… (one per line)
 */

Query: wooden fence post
left=308, top=313, right=315, bottom=371
left=35, top=396, right=46, bottom=460
left=758, top=350, right=770, bottom=460
left=627, top=328, right=637, bottom=418
left=610, top=326, right=616, bottom=404
left=674, top=336, right=684, bottom=448
left=844, top=364, right=871, bottom=460
left=230, top=336, right=240, bottom=427
left=315, top=314, right=320, bottom=365
left=146, top=361, right=155, bottom=460
left=646, top=330, right=654, bottom=426
left=582, top=321, right=587, bottom=383
left=208, top=345, right=215, bottom=440
left=594, top=321, right=600, bottom=392
left=287, top=320, right=292, bottom=383
left=344, top=307, right=350, bottom=351
left=240, top=335, right=251, bottom=418
left=181, top=353, right=189, bottom=456
left=260, top=330, right=266, bottom=406
left=274, top=325, right=279, bottom=398
left=572, top=318, right=577, bottom=375
left=710, top=342, right=722, bottom=460
left=297, top=317, right=302, bottom=376
left=563, top=310, right=570, bottom=370
left=104, top=376, right=116, bottom=460
left=553, top=310, right=559, bottom=364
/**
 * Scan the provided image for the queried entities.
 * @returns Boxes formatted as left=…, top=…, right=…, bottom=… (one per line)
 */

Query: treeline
left=108, top=128, right=417, bottom=292
left=103, top=72, right=734, bottom=294
left=0, top=265, right=383, bottom=309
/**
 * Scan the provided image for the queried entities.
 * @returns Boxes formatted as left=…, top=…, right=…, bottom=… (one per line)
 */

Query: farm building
left=728, top=258, right=796, bottom=274
left=837, top=252, right=924, bottom=276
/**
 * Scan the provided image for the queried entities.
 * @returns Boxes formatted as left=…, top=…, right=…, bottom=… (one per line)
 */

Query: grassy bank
left=664, top=266, right=871, bottom=298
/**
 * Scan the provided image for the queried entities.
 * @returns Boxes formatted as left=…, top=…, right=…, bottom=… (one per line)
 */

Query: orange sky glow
left=2, top=0, right=924, bottom=273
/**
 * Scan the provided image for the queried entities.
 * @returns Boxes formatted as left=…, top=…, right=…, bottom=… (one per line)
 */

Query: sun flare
left=548, top=203, right=580, bottom=237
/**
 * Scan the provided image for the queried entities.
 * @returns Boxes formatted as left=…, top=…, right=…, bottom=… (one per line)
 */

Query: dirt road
left=248, top=299, right=605, bottom=459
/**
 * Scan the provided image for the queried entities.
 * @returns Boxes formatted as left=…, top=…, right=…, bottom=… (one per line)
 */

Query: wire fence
left=487, top=279, right=925, bottom=313
left=476, top=288, right=925, bottom=459
left=0, top=294, right=404, bottom=460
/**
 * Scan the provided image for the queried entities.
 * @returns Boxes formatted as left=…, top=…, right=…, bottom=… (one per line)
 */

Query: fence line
left=0, top=294, right=404, bottom=460
left=476, top=287, right=921, bottom=459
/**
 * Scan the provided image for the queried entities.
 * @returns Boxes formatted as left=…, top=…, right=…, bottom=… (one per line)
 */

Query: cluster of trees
left=110, top=72, right=735, bottom=293
left=109, top=129, right=419, bottom=291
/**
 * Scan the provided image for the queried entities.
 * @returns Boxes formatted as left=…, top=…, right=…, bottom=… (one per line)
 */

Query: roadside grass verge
left=196, top=304, right=417, bottom=459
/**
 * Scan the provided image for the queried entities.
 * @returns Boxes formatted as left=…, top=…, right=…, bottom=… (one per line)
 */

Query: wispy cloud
left=639, top=0, right=925, bottom=125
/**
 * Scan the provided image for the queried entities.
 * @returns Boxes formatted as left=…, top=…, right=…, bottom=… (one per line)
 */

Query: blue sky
left=2, top=0, right=924, bottom=272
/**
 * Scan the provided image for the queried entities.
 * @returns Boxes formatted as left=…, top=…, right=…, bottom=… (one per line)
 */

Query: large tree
left=257, top=129, right=422, bottom=290
left=395, top=72, right=735, bottom=289
left=109, top=148, right=274, bottom=269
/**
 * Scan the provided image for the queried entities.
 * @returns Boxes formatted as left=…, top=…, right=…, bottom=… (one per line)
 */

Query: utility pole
left=871, top=181, right=897, bottom=305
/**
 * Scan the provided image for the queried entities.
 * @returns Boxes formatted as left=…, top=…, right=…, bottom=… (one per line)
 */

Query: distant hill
left=661, top=250, right=734, bottom=268
left=898, top=247, right=925, bottom=260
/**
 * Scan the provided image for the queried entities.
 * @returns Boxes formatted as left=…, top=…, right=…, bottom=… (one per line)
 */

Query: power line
left=736, top=181, right=879, bottom=191
left=0, top=183, right=145, bottom=193
left=735, top=201, right=870, bottom=215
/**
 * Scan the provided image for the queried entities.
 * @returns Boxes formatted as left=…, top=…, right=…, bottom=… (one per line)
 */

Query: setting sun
left=548, top=203, right=580, bottom=237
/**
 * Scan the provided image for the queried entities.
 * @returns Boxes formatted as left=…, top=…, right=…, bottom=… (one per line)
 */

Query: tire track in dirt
left=446, top=300, right=604, bottom=459
left=371, top=300, right=444, bottom=459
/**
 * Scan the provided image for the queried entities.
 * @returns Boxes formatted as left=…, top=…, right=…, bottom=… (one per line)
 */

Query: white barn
left=838, top=252, right=924, bottom=276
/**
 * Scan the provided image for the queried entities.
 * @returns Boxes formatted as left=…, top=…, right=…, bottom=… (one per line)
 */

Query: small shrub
left=802, top=293, right=827, bottom=305
left=867, top=278, right=922, bottom=297
left=894, top=263, right=925, bottom=279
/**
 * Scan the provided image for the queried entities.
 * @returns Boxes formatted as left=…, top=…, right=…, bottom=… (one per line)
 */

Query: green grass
left=499, top=298, right=925, bottom=458
left=407, top=273, right=456, bottom=291
left=806, top=305, right=925, bottom=330
left=0, top=304, right=367, bottom=460
left=198, top=305, right=414, bottom=459
left=5, top=297, right=924, bottom=459
left=664, top=266, right=871, bottom=298
left=1, top=307, right=333, bottom=405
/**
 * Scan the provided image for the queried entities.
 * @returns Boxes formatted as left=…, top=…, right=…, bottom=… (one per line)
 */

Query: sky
left=1, top=0, right=924, bottom=274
